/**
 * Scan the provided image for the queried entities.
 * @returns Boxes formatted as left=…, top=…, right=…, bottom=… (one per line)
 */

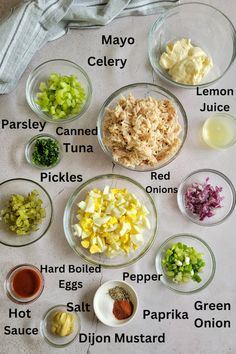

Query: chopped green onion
left=162, top=242, right=205, bottom=284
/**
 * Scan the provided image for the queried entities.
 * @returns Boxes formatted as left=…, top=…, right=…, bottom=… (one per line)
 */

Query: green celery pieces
left=35, top=73, right=86, bottom=119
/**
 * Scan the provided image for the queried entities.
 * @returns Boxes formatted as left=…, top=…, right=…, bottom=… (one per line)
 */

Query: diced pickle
left=0, top=190, right=46, bottom=236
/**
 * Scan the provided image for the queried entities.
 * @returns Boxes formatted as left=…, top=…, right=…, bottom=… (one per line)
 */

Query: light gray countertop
left=0, top=1, right=235, bottom=353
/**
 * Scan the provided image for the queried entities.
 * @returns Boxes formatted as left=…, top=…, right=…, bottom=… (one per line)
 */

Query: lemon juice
left=202, top=113, right=236, bottom=149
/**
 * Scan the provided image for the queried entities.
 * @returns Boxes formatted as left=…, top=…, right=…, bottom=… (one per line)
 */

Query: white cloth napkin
left=0, top=0, right=178, bottom=94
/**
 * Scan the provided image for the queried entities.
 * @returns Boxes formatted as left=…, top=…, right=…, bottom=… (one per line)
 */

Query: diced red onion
left=185, top=177, right=224, bottom=221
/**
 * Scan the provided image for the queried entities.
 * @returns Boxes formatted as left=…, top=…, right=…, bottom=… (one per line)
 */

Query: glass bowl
left=40, top=305, right=80, bottom=347
left=177, top=169, right=236, bottom=226
left=97, top=83, right=187, bottom=171
left=0, top=178, right=53, bottom=247
left=5, top=264, right=44, bottom=304
left=155, top=234, right=216, bottom=294
left=93, top=280, right=138, bottom=327
left=25, top=133, right=62, bottom=169
left=26, top=59, right=92, bottom=123
left=202, top=113, right=236, bottom=150
left=63, top=174, right=158, bottom=268
left=148, top=2, right=236, bottom=88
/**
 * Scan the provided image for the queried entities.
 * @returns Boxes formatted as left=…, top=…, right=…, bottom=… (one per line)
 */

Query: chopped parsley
left=32, top=137, right=60, bottom=167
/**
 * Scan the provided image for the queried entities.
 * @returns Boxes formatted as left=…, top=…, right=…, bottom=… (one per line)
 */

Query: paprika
left=113, top=300, right=133, bottom=320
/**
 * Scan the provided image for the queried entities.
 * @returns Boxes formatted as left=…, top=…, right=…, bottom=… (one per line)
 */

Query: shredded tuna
left=185, top=177, right=224, bottom=221
left=102, top=95, right=182, bottom=168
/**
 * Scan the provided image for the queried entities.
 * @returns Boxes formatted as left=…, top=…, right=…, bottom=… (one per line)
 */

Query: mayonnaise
left=159, top=38, right=213, bottom=85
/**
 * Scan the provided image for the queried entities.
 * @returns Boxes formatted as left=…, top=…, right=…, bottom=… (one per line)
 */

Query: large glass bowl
left=97, top=83, right=187, bottom=171
left=155, top=234, right=216, bottom=294
left=63, top=174, right=158, bottom=268
left=0, top=178, right=53, bottom=247
left=148, top=2, right=236, bottom=88
left=26, top=59, right=92, bottom=123
left=177, top=169, right=236, bottom=226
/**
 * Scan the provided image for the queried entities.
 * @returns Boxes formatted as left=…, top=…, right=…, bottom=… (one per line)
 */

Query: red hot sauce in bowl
left=12, top=268, right=42, bottom=298
left=5, top=264, right=44, bottom=304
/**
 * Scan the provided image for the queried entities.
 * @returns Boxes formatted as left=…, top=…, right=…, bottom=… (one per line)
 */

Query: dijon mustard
left=50, top=311, right=75, bottom=337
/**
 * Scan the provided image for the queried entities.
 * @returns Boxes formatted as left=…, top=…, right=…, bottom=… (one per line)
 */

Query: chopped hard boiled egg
left=72, top=186, right=151, bottom=258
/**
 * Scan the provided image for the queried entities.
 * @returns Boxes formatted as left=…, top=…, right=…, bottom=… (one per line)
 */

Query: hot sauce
left=5, top=264, right=44, bottom=303
left=12, top=268, right=42, bottom=298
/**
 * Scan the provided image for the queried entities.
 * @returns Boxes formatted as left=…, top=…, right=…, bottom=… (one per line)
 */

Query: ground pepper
left=108, top=286, right=130, bottom=301
left=113, top=300, right=133, bottom=320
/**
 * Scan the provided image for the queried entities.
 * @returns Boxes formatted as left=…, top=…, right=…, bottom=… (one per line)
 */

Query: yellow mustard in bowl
left=51, top=311, right=75, bottom=337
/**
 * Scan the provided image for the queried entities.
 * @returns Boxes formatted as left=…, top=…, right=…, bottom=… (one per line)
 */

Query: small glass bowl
left=97, top=83, right=187, bottom=171
left=63, top=174, right=158, bottom=268
left=25, top=133, right=62, bottom=169
left=155, top=234, right=216, bottom=294
left=202, top=113, right=236, bottom=149
left=26, top=59, right=92, bottom=124
left=5, top=264, right=44, bottom=304
left=148, top=2, right=236, bottom=88
left=93, top=280, right=138, bottom=327
left=0, top=178, right=53, bottom=247
left=40, top=305, right=80, bottom=347
left=177, top=169, right=236, bottom=226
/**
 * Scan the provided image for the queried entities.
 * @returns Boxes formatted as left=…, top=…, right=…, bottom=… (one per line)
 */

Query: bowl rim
left=25, top=133, right=63, bottom=170
left=26, top=58, right=92, bottom=124
left=148, top=2, right=236, bottom=89
left=63, top=173, right=158, bottom=269
left=0, top=178, right=53, bottom=247
left=97, top=82, right=188, bottom=172
left=177, top=168, right=236, bottom=226
left=155, top=233, right=216, bottom=294
left=93, top=279, right=139, bottom=327
left=40, top=304, right=81, bottom=347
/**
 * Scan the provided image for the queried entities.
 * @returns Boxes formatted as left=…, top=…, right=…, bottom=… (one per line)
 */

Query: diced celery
left=35, top=73, right=86, bottom=119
